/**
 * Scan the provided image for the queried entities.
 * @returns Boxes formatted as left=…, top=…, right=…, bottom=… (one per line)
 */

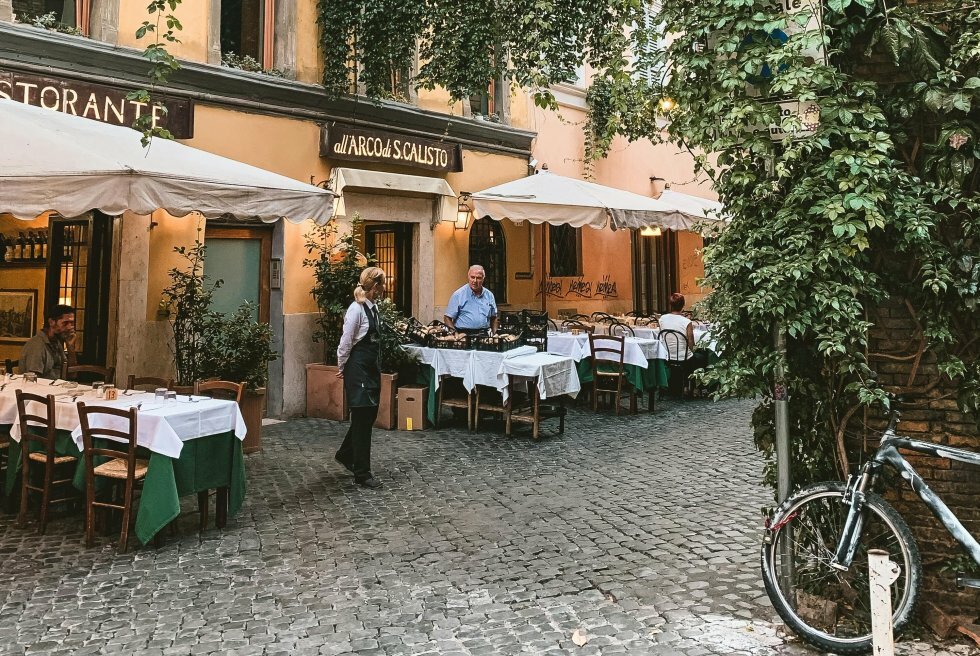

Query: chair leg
left=118, top=482, right=133, bottom=553
left=591, top=381, right=598, bottom=412
left=472, top=388, right=480, bottom=431
left=17, top=465, right=30, bottom=528
left=85, top=483, right=95, bottom=548
left=38, top=463, right=53, bottom=535
left=198, top=490, right=210, bottom=532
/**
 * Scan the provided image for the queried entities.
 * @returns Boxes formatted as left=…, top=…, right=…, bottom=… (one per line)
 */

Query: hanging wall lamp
left=640, top=225, right=662, bottom=237
left=448, top=194, right=474, bottom=230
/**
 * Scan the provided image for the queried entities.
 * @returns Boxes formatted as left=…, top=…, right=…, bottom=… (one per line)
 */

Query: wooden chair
left=77, top=403, right=145, bottom=552
left=547, top=318, right=559, bottom=331
left=15, top=391, right=77, bottom=534
left=435, top=377, right=474, bottom=430
left=660, top=328, right=693, bottom=399
left=193, top=380, right=244, bottom=531
left=608, top=322, right=635, bottom=337
left=561, top=319, right=595, bottom=334
left=66, top=364, right=115, bottom=385
left=588, top=335, right=639, bottom=415
left=126, top=375, right=173, bottom=392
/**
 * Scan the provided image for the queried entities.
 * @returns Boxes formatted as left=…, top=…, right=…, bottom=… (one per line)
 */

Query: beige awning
left=0, top=99, right=335, bottom=223
left=331, top=167, right=455, bottom=199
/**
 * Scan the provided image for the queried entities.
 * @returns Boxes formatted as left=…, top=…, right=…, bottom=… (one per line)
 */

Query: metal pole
left=773, top=322, right=791, bottom=503
left=869, top=549, right=898, bottom=655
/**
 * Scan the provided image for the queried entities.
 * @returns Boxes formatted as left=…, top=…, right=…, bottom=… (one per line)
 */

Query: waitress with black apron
left=335, top=266, right=387, bottom=488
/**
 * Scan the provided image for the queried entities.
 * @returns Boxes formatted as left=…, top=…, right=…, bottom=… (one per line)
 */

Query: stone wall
left=866, top=299, right=979, bottom=632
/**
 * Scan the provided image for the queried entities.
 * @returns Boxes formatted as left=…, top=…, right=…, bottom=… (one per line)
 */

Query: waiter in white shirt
left=335, top=266, right=386, bottom=489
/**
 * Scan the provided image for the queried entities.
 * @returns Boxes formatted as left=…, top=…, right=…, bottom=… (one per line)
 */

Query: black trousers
left=336, top=405, right=379, bottom=481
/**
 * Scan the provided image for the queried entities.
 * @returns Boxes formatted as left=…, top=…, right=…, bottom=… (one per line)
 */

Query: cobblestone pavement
left=1, top=398, right=977, bottom=656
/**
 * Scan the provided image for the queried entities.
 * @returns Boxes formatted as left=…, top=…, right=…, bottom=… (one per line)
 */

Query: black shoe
left=356, top=477, right=383, bottom=489
left=334, top=454, right=353, bottom=473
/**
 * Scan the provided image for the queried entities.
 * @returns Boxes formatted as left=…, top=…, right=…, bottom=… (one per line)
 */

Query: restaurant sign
left=0, top=69, right=194, bottom=138
left=320, top=123, right=463, bottom=173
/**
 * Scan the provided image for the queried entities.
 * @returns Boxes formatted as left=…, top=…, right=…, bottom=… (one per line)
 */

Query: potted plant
left=375, top=298, right=420, bottom=429
left=162, top=232, right=222, bottom=389
left=205, top=303, right=277, bottom=453
left=303, top=215, right=370, bottom=419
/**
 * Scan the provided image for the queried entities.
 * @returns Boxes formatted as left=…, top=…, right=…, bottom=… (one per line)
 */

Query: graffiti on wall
left=536, top=276, right=619, bottom=299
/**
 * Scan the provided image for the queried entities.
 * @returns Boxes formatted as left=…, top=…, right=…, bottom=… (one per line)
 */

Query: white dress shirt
left=337, top=300, right=377, bottom=372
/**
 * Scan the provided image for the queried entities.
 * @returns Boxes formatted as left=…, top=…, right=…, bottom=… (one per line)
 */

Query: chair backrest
left=588, top=335, right=626, bottom=372
left=547, top=318, right=559, bottom=331
left=14, top=390, right=57, bottom=455
left=561, top=319, right=594, bottom=334
left=195, top=380, right=245, bottom=403
left=608, top=322, right=635, bottom=337
left=567, top=313, right=591, bottom=322
left=660, top=329, right=690, bottom=362
left=127, top=375, right=173, bottom=392
left=4, top=359, right=19, bottom=374
left=66, top=364, right=115, bottom=385
left=590, top=312, right=613, bottom=322
left=77, top=403, right=139, bottom=472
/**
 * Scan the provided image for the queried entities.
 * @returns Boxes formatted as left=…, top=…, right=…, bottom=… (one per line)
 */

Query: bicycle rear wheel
left=761, top=482, right=921, bottom=654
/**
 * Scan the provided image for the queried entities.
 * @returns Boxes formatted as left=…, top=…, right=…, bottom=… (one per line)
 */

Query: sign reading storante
left=0, top=68, right=194, bottom=138
left=320, top=123, right=463, bottom=173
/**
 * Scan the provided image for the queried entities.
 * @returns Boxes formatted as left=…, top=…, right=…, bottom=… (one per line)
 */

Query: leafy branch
left=127, top=0, right=183, bottom=147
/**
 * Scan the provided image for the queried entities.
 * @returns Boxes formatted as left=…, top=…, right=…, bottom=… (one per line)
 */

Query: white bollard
left=869, top=549, right=901, bottom=656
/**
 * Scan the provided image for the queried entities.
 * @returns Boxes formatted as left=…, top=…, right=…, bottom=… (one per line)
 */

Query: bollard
left=869, top=549, right=901, bottom=656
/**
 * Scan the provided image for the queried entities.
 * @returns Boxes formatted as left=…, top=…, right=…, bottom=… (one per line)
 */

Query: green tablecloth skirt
left=416, top=366, right=439, bottom=425
left=4, top=428, right=245, bottom=545
left=576, top=359, right=669, bottom=392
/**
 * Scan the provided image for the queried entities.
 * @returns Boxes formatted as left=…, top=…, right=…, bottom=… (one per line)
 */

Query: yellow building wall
left=294, top=0, right=324, bottom=84
left=116, top=1, right=210, bottom=64
left=0, top=213, right=48, bottom=364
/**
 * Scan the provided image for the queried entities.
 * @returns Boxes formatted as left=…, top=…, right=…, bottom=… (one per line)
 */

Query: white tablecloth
left=499, top=353, right=581, bottom=400
left=405, top=345, right=538, bottom=396
left=546, top=332, right=667, bottom=367
left=3, top=381, right=246, bottom=459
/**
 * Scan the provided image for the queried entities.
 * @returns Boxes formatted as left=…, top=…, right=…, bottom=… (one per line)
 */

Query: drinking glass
left=165, top=390, right=177, bottom=403
left=0, top=365, right=6, bottom=383
left=155, top=387, right=168, bottom=402
left=24, top=372, right=37, bottom=383
left=93, top=381, right=105, bottom=398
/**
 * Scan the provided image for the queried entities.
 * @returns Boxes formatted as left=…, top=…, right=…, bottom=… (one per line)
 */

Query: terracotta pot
left=240, top=387, right=266, bottom=454
left=306, top=363, right=347, bottom=420
left=375, top=373, right=398, bottom=429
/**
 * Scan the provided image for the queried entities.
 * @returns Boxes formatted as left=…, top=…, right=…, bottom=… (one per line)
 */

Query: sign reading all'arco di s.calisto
left=320, top=123, right=462, bottom=172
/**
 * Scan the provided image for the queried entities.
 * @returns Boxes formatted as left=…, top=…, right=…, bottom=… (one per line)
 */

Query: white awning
left=0, top=99, right=335, bottom=223
left=658, top=189, right=725, bottom=222
left=331, top=167, right=456, bottom=199
left=470, top=170, right=691, bottom=230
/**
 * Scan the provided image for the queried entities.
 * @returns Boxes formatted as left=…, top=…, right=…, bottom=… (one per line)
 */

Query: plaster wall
left=116, top=1, right=209, bottom=64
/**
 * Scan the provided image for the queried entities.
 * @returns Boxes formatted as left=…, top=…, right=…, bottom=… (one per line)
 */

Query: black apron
left=344, top=303, right=381, bottom=408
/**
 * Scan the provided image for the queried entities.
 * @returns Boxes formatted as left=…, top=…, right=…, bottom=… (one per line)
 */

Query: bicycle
left=760, top=396, right=980, bottom=654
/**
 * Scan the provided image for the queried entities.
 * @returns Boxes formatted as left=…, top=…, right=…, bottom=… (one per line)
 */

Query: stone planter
left=240, top=387, right=266, bottom=454
left=306, top=363, right=347, bottom=420
left=375, top=373, right=398, bottom=429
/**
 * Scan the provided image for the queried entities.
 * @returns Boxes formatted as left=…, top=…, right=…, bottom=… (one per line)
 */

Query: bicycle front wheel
left=761, top=482, right=921, bottom=654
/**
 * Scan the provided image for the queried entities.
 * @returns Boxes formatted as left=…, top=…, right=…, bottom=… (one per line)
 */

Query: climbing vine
left=313, top=0, right=979, bottom=493
left=128, top=0, right=183, bottom=146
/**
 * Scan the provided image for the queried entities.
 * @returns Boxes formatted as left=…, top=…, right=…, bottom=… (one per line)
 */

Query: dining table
left=1, top=377, right=247, bottom=545
left=546, top=331, right=670, bottom=395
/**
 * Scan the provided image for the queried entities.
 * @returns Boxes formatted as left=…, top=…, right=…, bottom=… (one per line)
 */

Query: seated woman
left=658, top=293, right=709, bottom=393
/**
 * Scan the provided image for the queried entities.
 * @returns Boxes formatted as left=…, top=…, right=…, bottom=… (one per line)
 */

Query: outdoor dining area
left=399, top=308, right=717, bottom=440
left=0, top=369, right=247, bottom=551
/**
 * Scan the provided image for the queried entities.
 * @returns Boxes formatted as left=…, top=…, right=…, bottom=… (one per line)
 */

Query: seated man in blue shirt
left=444, top=265, right=499, bottom=335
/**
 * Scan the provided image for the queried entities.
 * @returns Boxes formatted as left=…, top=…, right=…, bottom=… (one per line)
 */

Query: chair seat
left=594, top=369, right=624, bottom=377
left=28, top=452, right=77, bottom=465
left=93, top=457, right=149, bottom=480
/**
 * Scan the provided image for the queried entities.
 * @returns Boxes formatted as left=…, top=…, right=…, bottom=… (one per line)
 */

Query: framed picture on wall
left=0, top=289, right=38, bottom=344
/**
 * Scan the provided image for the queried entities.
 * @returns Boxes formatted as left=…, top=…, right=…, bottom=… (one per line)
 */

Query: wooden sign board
left=0, top=68, right=194, bottom=138
left=320, top=123, right=463, bottom=173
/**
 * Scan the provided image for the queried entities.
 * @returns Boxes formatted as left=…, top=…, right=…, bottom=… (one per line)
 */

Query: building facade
left=0, top=0, right=715, bottom=417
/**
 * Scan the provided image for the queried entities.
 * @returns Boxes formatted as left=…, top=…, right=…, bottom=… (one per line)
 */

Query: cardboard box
left=397, top=385, right=428, bottom=431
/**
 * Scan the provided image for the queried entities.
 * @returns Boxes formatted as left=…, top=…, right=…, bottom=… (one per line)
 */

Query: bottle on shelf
left=4, top=234, right=14, bottom=262
left=26, top=231, right=37, bottom=261
left=16, top=232, right=27, bottom=261
left=38, top=231, right=48, bottom=261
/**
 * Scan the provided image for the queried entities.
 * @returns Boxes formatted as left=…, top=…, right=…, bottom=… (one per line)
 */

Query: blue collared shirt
left=445, top=284, right=497, bottom=329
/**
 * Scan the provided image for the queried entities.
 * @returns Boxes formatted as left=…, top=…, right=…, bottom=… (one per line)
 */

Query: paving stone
left=0, top=400, right=975, bottom=655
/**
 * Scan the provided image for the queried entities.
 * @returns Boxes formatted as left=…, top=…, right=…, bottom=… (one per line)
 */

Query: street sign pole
left=774, top=322, right=791, bottom=502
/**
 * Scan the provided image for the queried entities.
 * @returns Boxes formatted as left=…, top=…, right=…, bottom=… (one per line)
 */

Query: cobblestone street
left=0, top=398, right=976, bottom=655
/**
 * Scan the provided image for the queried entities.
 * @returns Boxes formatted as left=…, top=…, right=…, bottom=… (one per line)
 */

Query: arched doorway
left=468, top=217, right=507, bottom=303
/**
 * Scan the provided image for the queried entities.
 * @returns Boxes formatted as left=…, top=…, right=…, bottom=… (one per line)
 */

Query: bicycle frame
left=832, top=428, right=980, bottom=570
